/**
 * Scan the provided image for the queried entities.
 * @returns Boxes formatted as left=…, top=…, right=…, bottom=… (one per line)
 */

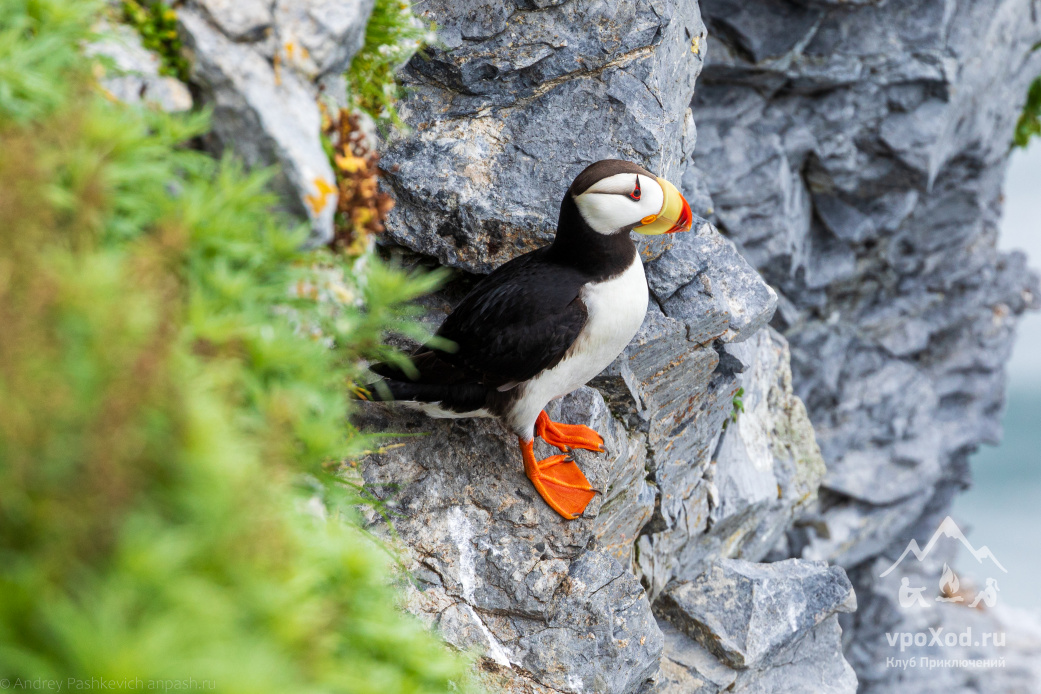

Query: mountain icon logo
left=880, top=516, right=1008, bottom=578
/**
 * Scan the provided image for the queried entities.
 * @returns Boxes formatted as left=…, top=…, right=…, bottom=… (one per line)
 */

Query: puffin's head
left=568, top=159, right=693, bottom=236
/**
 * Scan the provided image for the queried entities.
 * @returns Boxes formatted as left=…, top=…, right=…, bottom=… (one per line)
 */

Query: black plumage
left=368, top=167, right=645, bottom=419
left=436, top=249, right=589, bottom=385
left=370, top=247, right=589, bottom=415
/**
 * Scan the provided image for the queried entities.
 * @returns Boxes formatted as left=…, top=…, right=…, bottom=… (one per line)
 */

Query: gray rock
left=196, top=0, right=273, bottom=42
left=179, top=8, right=337, bottom=243
left=701, top=0, right=823, bottom=64
left=730, top=616, right=858, bottom=694
left=597, top=322, right=823, bottom=600
left=701, top=328, right=825, bottom=563
left=798, top=491, right=935, bottom=569
left=176, top=0, right=377, bottom=244
left=693, top=0, right=1041, bottom=686
left=354, top=387, right=663, bottom=694
left=646, top=221, right=778, bottom=343
left=655, top=558, right=855, bottom=669
left=87, top=21, right=193, bottom=112
left=878, top=99, right=950, bottom=182
left=651, top=617, right=858, bottom=694
left=520, top=550, right=664, bottom=694
left=813, top=194, right=876, bottom=244
left=584, top=222, right=780, bottom=600
left=273, top=0, right=375, bottom=78
left=593, top=305, right=731, bottom=599
left=380, top=0, right=708, bottom=273
left=652, top=623, right=739, bottom=693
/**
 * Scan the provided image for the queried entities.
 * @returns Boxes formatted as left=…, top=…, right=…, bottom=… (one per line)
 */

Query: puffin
left=367, top=160, right=693, bottom=519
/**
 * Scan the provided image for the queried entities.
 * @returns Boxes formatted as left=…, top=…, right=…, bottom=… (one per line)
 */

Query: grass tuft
left=345, top=0, right=428, bottom=126
left=120, top=0, right=188, bottom=82
left=1014, top=76, right=1041, bottom=148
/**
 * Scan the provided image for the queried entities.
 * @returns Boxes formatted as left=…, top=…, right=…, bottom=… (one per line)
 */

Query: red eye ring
left=630, top=177, right=642, bottom=201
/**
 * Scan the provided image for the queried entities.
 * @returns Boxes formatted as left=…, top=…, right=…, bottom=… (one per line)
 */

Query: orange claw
left=519, top=438, right=596, bottom=520
left=535, top=410, right=605, bottom=453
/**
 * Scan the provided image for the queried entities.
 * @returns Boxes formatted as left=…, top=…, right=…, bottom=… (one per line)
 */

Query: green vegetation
left=1013, top=41, right=1041, bottom=148
left=345, top=0, right=428, bottom=124
left=120, top=0, right=188, bottom=81
left=0, top=1, right=470, bottom=691
left=1014, top=76, right=1041, bottom=148
left=728, top=387, right=746, bottom=425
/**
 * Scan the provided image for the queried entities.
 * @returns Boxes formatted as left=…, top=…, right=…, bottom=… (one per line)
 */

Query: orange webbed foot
left=519, top=438, right=596, bottom=520
left=535, top=411, right=605, bottom=453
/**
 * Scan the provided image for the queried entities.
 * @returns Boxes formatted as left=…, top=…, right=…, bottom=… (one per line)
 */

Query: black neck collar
left=545, top=195, right=638, bottom=280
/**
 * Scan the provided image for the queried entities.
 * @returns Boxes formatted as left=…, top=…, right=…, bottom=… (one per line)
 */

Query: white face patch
left=573, top=173, right=666, bottom=235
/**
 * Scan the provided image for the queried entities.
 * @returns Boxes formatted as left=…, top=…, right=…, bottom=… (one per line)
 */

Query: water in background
left=953, top=387, right=1041, bottom=609
left=952, top=141, right=1041, bottom=610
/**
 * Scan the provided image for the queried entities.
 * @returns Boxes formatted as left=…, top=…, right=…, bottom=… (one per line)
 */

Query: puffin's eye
left=630, top=177, right=642, bottom=201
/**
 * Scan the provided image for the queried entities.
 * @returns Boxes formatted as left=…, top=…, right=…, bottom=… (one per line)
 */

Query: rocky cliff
left=691, top=0, right=1041, bottom=690
left=360, top=0, right=867, bottom=689
left=100, top=0, right=1041, bottom=690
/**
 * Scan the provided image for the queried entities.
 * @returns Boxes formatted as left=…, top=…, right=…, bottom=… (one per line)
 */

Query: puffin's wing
left=434, top=249, right=588, bottom=387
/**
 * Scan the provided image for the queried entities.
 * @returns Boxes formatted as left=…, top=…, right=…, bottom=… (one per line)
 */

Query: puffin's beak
left=635, top=177, right=693, bottom=235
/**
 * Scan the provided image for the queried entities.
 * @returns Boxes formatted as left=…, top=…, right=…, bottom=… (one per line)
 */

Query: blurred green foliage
left=1014, top=76, right=1041, bottom=148
left=120, top=0, right=188, bottom=81
left=0, top=1, right=471, bottom=691
left=346, top=0, right=427, bottom=125
left=731, top=387, right=745, bottom=423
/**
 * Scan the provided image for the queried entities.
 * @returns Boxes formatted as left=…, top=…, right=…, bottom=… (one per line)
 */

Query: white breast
left=507, top=257, right=648, bottom=437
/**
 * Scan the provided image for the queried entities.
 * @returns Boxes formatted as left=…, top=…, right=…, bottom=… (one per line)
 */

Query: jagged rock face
left=697, top=328, right=824, bottom=569
left=657, top=559, right=856, bottom=669
left=355, top=389, right=664, bottom=694
left=652, top=558, right=857, bottom=693
left=362, top=0, right=862, bottom=688
left=654, top=617, right=856, bottom=694
left=693, top=0, right=1041, bottom=566
left=690, top=0, right=1041, bottom=687
left=177, top=0, right=375, bottom=243
left=594, top=307, right=827, bottom=601
left=87, top=21, right=193, bottom=113
left=380, top=0, right=707, bottom=274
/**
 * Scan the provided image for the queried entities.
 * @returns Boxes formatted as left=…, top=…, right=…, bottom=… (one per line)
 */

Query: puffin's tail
left=356, top=377, right=483, bottom=404
left=357, top=350, right=490, bottom=414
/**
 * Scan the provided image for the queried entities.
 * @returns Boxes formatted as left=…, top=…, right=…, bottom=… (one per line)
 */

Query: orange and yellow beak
left=635, top=177, right=693, bottom=235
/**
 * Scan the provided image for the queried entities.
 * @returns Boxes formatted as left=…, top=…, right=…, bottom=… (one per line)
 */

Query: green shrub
left=120, top=0, right=189, bottom=81
left=1013, top=41, right=1041, bottom=148
left=1014, top=76, right=1041, bottom=148
left=346, top=0, right=428, bottom=125
left=0, top=1, right=471, bottom=691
